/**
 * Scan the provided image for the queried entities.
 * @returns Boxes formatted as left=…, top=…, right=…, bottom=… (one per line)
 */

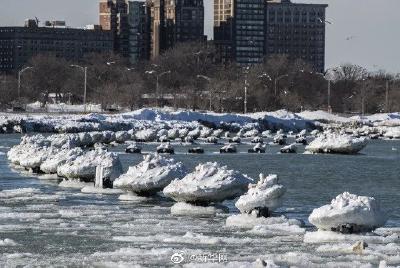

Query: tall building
left=213, top=0, right=234, bottom=63
left=99, top=0, right=129, bottom=56
left=234, top=0, right=265, bottom=65
left=148, top=0, right=165, bottom=58
left=127, top=1, right=151, bottom=64
left=0, top=21, right=113, bottom=73
left=265, top=0, right=328, bottom=72
left=149, top=0, right=205, bottom=58
left=214, top=0, right=328, bottom=71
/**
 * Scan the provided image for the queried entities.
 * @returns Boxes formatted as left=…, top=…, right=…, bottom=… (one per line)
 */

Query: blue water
left=0, top=134, right=399, bottom=267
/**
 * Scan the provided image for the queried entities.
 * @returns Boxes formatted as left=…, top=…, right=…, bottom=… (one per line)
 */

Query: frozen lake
left=0, top=134, right=399, bottom=267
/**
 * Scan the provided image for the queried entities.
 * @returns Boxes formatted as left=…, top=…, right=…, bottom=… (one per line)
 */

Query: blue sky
left=1, top=0, right=399, bottom=73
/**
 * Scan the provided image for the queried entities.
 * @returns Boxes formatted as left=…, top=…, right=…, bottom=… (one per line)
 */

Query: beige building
left=214, top=0, right=234, bottom=27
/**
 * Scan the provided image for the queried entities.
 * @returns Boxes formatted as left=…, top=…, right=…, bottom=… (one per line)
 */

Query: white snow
left=306, top=133, right=368, bottom=154
left=308, top=192, right=387, bottom=232
left=163, top=162, right=253, bottom=203
left=118, top=192, right=148, bottom=202
left=114, top=154, right=186, bottom=195
left=235, top=174, right=286, bottom=213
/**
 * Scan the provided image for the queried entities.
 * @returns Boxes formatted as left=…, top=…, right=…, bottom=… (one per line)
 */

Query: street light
left=243, top=66, right=250, bottom=114
left=274, top=74, right=289, bottom=96
left=145, top=69, right=171, bottom=107
left=197, top=75, right=212, bottom=111
left=18, top=66, right=33, bottom=99
left=70, top=64, right=88, bottom=113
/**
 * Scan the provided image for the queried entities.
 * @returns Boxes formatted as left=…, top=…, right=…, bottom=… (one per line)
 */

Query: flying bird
left=346, top=35, right=356, bottom=41
left=317, top=17, right=332, bottom=24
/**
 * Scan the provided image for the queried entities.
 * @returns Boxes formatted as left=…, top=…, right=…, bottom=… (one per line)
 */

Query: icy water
left=0, top=134, right=400, bottom=267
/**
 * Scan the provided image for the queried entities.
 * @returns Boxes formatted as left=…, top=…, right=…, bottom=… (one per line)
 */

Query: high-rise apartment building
left=214, top=0, right=328, bottom=71
left=148, top=0, right=205, bottom=58
left=265, top=0, right=327, bottom=72
left=234, top=0, right=265, bottom=65
left=127, top=1, right=151, bottom=64
left=99, top=0, right=129, bottom=56
left=213, top=0, right=234, bottom=63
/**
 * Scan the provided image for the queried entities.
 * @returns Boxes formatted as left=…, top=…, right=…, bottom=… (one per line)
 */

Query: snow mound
left=170, top=202, right=228, bottom=217
left=113, top=154, right=186, bottom=195
left=57, top=148, right=123, bottom=181
left=309, top=192, right=387, bottom=232
left=163, top=162, right=253, bottom=204
left=306, top=133, right=367, bottom=154
left=40, top=148, right=83, bottom=174
left=235, top=174, right=286, bottom=214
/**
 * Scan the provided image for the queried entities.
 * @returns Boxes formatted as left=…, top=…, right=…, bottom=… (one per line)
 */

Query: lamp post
left=274, top=74, right=289, bottom=96
left=145, top=70, right=171, bottom=107
left=70, top=64, right=88, bottom=113
left=243, top=66, right=250, bottom=114
left=197, top=75, right=212, bottom=111
left=18, top=66, right=33, bottom=99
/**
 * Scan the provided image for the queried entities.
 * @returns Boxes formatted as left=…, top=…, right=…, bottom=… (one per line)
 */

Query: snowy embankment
left=1, top=109, right=400, bottom=138
left=0, top=108, right=319, bottom=134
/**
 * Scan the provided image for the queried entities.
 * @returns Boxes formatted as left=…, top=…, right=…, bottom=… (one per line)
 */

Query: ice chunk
left=226, top=214, right=304, bottom=234
left=308, top=192, right=387, bottom=233
left=235, top=174, right=286, bottom=214
left=170, top=202, right=228, bottom=217
left=81, top=185, right=124, bottom=194
left=163, top=162, right=253, bottom=204
left=114, top=154, right=186, bottom=195
left=306, top=133, right=367, bottom=154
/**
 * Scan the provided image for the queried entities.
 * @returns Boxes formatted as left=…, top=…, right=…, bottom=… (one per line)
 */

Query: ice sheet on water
left=118, top=193, right=148, bottom=202
left=59, top=179, right=91, bottom=189
left=81, top=186, right=124, bottom=195
left=304, top=230, right=400, bottom=244
left=170, top=202, right=228, bottom=217
left=0, top=188, right=41, bottom=199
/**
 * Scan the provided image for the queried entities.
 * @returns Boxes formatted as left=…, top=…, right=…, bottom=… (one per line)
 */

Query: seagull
left=346, top=35, right=356, bottom=41
left=317, top=17, right=332, bottom=24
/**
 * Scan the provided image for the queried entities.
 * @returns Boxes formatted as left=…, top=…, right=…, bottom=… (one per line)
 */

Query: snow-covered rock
left=308, top=192, right=387, bottom=233
left=280, top=143, right=297, bottom=154
left=157, top=143, right=174, bottom=154
left=248, top=143, right=265, bottom=153
left=384, top=127, right=400, bottom=139
left=57, top=148, right=122, bottom=181
left=163, top=162, right=253, bottom=204
left=306, top=133, right=367, bottom=154
left=220, top=144, right=237, bottom=153
left=134, top=129, right=157, bottom=142
left=40, top=148, right=84, bottom=174
left=113, top=154, right=186, bottom=195
left=235, top=174, right=286, bottom=214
